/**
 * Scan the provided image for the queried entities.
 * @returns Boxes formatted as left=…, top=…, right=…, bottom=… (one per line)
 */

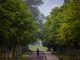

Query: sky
left=39, top=0, right=64, bottom=16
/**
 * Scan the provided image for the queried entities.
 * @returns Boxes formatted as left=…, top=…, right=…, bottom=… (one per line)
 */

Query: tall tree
left=0, top=0, right=38, bottom=59
left=43, top=0, right=80, bottom=51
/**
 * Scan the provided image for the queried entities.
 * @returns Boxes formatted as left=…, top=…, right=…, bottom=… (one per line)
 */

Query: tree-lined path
left=0, top=0, right=80, bottom=60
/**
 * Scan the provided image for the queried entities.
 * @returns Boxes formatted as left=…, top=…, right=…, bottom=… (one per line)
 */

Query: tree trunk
left=12, top=46, right=16, bottom=60
left=26, top=44, right=29, bottom=51
left=0, top=47, right=3, bottom=60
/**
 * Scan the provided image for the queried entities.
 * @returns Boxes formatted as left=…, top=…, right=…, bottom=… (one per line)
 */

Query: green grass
left=29, top=45, right=47, bottom=51
left=17, top=52, right=31, bottom=60
left=17, top=56, right=28, bottom=60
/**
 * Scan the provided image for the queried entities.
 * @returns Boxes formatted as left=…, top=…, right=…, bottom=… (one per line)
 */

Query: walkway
left=28, top=52, right=44, bottom=60
left=45, top=52, right=59, bottom=60
left=18, top=51, right=59, bottom=60
left=28, top=52, right=59, bottom=60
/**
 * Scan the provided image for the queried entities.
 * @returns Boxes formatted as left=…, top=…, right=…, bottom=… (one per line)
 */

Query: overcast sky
left=39, top=0, right=64, bottom=16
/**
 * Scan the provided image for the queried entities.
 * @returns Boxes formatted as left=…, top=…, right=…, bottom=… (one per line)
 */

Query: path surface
left=28, top=52, right=59, bottom=60
left=28, top=52, right=44, bottom=60
left=45, top=52, right=59, bottom=60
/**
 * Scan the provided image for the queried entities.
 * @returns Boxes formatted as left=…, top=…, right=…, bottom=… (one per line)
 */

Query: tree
left=0, top=0, right=38, bottom=59
left=43, top=7, right=61, bottom=51
left=43, top=0, right=80, bottom=52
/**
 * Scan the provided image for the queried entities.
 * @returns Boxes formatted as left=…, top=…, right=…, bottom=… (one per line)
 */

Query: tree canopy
left=0, top=0, right=38, bottom=49
left=43, top=0, right=80, bottom=50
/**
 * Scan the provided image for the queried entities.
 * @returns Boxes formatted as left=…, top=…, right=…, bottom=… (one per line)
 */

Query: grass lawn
left=17, top=57, right=28, bottom=60
left=17, top=52, right=31, bottom=60
left=29, top=45, right=48, bottom=51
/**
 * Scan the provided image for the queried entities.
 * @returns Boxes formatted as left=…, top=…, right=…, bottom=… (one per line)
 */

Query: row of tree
left=0, top=0, right=38, bottom=59
left=43, top=0, right=80, bottom=52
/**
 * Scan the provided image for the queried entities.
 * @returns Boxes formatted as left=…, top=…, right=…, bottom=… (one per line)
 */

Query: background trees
left=43, top=0, right=80, bottom=51
left=24, top=0, right=45, bottom=39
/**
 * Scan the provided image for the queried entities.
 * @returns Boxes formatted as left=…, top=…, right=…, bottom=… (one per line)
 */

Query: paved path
left=45, top=52, right=59, bottom=60
left=28, top=52, right=59, bottom=60
left=28, top=52, right=44, bottom=60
